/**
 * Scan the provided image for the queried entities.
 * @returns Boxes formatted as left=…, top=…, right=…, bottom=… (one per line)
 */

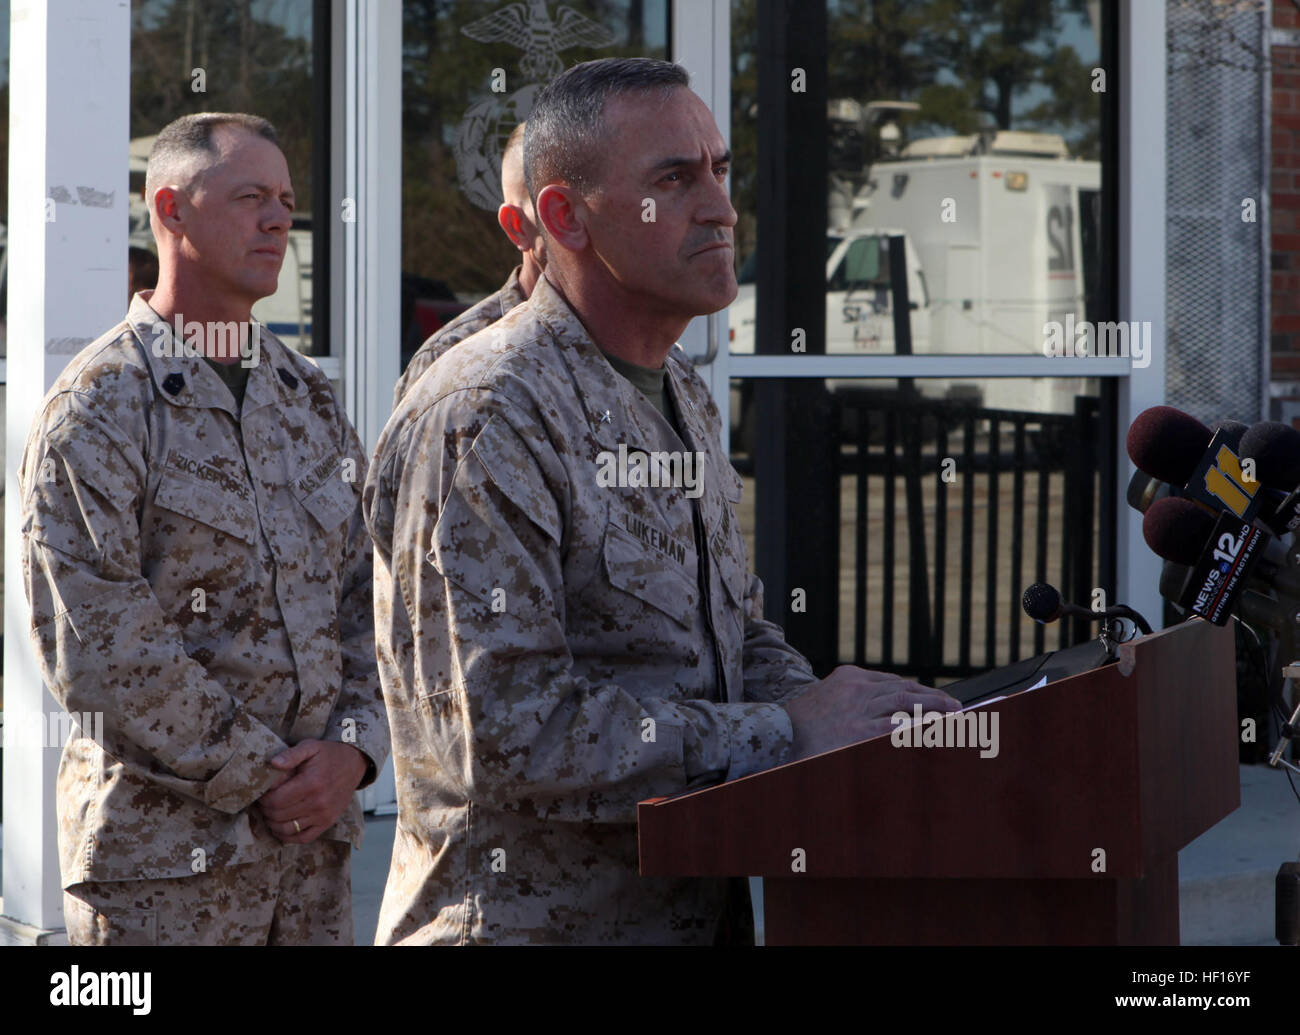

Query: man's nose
left=699, top=172, right=737, bottom=228
left=262, top=198, right=292, bottom=232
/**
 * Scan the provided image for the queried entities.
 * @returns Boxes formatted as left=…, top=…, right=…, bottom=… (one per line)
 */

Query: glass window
left=730, top=0, right=1106, bottom=363
left=729, top=375, right=1105, bottom=682
left=130, top=0, right=318, bottom=354
left=727, top=1, right=1113, bottom=680
left=0, top=0, right=9, bottom=486
left=0, top=0, right=9, bottom=356
left=399, top=0, right=669, bottom=374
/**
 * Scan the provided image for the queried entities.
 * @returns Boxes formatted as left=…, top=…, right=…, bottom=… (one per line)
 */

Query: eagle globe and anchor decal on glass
left=454, top=1, right=617, bottom=212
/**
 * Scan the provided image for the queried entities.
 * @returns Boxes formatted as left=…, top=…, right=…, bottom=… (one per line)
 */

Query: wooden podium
left=637, top=619, right=1239, bottom=945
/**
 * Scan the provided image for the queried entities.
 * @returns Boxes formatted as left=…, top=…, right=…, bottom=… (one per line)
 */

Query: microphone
left=1239, top=421, right=1300, bottom=491
left=1237, top=421, right=1300, bottom=534
left=1141, top=496, right=1298, bottom=624
left=1126, top=467, right=1230, bottom=524
left=1161, top=560, right=1297, bottom=634
left=1124, top=413, right=1246, bottom=478
left=1142, top=497, right=1216, bottom=566
left=1210, top=418, right=1249, bottom=450
left=1143, top=497, right=1300, bottom=597
left=1022, top=581, right=1092, bottom=624
left=1127, top=406, right=1298, bottom=535
left=1021, top=581, right=1153, bottom=636
left=1158, top=559, right=1191, bottom=606
left=1127, top=468, right=1176, bottom=514
left=1127, top=406, right=1214, bottom=485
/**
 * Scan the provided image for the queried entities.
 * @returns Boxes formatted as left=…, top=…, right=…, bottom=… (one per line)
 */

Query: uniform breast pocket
left=714, top=464, right=750, bottom=612
left=152, top=469, right=258, bottom=544
left=292, top=454, right=359, bottom=535
left=601, top=522, right=698, bottom=630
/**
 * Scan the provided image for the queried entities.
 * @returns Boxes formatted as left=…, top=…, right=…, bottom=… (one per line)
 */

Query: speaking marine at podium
left=364, top=57, right=960, bottom=945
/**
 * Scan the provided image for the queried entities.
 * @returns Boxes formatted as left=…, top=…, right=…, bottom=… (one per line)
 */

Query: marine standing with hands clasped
left=365, top=58, right=959, bottom=945
left=20, top=113, right=389, bottom=945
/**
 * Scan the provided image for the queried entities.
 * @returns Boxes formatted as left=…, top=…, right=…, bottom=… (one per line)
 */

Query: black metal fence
left=835, top=390, right=1102, bottom=683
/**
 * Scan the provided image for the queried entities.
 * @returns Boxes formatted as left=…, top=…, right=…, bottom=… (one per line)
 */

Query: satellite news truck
left=728, top=129, right=1101, bottom=440
left=852, top=129, right=1102, bottom=413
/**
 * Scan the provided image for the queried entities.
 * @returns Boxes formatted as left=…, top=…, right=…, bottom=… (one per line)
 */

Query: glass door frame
left=672, top=0, right=1166, bottom=632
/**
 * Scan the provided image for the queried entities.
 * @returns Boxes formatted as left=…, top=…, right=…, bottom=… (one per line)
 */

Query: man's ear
left=497, top=203, right=530, bottom=253
left=535, top=184, right=587, bottom=253
left=151, top=186, right=185, bottom=238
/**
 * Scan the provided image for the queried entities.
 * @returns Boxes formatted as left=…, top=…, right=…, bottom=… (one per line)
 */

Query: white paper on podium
left=961, top=673, right=1048, bottom=712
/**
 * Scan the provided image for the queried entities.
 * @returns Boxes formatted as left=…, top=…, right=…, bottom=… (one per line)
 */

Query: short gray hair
left=503, top=121, right=527, bottom=169
left=524, top=58, right=689, bottom=204
left=145, top=112, right=280, bottom=210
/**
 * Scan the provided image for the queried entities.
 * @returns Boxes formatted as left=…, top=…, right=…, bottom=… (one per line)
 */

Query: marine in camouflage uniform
left=364, top=273, right=819, bottom=944
left=21, top=297, right=388, bottom=944
left=391, top=265, right=526, bottom=408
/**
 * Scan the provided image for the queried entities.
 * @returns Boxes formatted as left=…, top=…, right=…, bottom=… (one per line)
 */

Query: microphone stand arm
left=1106, top=605, right=1153, bottom=636
left=1269, top=662, right=1300, bottom=775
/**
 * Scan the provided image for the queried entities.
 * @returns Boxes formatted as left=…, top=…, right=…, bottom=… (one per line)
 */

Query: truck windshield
left=829, top=235, right=887, bottom=292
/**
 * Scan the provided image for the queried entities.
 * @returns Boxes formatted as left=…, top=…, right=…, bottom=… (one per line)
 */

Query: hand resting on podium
left=782, top=666, right=961, bottom=762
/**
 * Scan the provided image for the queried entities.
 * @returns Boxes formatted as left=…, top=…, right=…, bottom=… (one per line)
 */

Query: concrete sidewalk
left=351, top=764, right=1300, bottom=945
left=2, top=763, right=1290, bottom=944
left=353, top=814, right=396, bottom=945
left=1178, top=763, right=1300, bottom=945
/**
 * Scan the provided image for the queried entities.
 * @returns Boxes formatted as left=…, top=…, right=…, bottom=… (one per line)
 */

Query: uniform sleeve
left=20, top=394, right=290, bottom=814
left=739, top=572, right=820, bottom=704
left=393, top=292, right=502, bottom=409
left=393, top=390, right=794, bottom=824
left=321, top=419, right=389, bottom=787
left=694, top=374, right=819, bottom=707
left=392, top=345, right=434, bottom=411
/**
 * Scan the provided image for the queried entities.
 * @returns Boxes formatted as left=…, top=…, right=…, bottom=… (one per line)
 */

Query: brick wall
left=1273, top=2, right=1300, bottom=397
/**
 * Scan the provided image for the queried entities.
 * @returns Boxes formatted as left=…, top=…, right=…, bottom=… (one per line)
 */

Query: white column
left=336, top=1, right=401, bottom=813
left=673, top=0, right=732, bottom=448
left=2, top=0, right=130, bottom=937
left=674, top=0, right=767, bottom=939
left=1116, top=0, right=1166, bottom=626
left=335, top=0, right=401, bottom=454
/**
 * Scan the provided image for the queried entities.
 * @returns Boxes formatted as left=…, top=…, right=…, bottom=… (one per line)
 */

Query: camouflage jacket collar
left=127, top=291, right=309, bottom=416
left=498, top=265, right=527, bottom=315
left=528, top=274, right=712, bottom=456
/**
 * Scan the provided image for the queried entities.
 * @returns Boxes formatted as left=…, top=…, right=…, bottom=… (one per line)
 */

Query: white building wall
left=1, top=0, right=131, bottom=938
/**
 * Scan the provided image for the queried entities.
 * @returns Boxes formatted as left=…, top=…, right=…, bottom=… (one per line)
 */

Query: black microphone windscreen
left=1126, top=406, right=1212, bottom=485
left=1209, top=418, right=1249, bottom=450
left=1142, top=496, right=1217, bottom=567
left=1022, top=582, right=1062, bottom=623
left=1239, top=421, right=1300, bottom=491
left=1159, top=560, right=1191, bottom=602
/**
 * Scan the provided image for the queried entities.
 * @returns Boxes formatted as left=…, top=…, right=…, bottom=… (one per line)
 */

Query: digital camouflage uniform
left=392, top=265, right=527, bottom=408
left=20, top=292, right=390, bottom=945
left=60, top=839, right=352, bottom=946
left=364, top=274, right=818, bottom=945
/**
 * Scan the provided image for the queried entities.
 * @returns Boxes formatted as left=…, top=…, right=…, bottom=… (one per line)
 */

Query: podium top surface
left=638, top=620, right=1240, bottom=879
